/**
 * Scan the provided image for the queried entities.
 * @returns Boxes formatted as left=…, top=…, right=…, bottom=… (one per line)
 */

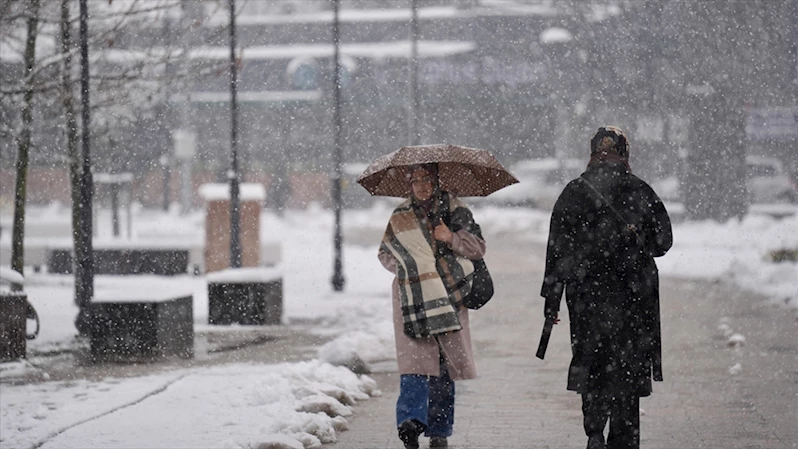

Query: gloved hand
left=544, top=308, right=560, bottom=324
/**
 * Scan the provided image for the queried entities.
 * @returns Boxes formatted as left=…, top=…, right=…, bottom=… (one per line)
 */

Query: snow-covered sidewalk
left=1, top=204, right=795, bottom=448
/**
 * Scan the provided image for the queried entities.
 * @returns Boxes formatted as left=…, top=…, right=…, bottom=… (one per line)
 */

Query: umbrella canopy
left=357, top=144, right=518, bottom=198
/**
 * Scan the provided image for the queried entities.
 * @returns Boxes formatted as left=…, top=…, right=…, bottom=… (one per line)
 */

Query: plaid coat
left=379, top=198, right=485, bottom=380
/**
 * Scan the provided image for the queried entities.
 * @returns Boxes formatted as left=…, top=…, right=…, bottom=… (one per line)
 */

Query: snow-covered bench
left=206, top=267, right=283, bottom=326
left=88, top=287, right=194, bottom=362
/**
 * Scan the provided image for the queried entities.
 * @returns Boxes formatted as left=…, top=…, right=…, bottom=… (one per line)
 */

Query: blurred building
left=165, top=0, right=581, bottom=172
left=1, top=0, right=795, bottom=210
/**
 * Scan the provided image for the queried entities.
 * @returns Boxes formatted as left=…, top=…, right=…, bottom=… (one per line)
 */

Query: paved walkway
left=327, top=233, right=798, bottom=449
left=4, top=228, right=795, bottom=449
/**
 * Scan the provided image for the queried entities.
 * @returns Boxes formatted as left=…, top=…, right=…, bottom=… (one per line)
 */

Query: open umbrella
left=357, top=144, right=518, bottom=198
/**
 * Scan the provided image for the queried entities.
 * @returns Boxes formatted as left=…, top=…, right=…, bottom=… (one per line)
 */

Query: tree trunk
left=60, top=0, right=84, bottom=305
left=10, top=0, right=40, bottom=291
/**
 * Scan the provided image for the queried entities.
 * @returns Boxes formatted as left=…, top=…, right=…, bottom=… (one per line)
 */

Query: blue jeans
left=396, top=357, right=455, bottom=438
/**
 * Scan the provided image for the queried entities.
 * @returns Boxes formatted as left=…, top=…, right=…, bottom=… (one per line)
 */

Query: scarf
left=381, top=192, right=476, bottom=338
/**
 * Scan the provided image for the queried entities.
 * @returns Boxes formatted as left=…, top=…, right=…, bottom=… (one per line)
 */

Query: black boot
left=398, top=420, right=425, bottom=449
left=430, top=436, right=448, bottom=447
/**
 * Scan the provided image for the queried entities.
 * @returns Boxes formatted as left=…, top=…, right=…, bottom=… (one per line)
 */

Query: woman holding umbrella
left=377, top=163, right=485, bottom=449
left=361, top=144, right=516, bottom=449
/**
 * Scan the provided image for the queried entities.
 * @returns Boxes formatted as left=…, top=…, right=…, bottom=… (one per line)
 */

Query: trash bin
left=1, top=268, right=27, bottom=361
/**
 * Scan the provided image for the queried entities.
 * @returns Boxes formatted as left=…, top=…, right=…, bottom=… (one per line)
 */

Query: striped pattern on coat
left=381, top=195, right=475, bottom=338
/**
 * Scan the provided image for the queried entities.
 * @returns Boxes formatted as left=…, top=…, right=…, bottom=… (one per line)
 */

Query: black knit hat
left=590, top=125, right=629, bottom=159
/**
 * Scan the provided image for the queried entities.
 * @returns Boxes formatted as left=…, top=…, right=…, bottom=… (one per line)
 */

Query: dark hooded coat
left=541, top=160, right=673, bottom=397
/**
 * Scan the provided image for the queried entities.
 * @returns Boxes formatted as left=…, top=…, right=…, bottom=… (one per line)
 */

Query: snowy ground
left=1, top=201, right=796, bottom=448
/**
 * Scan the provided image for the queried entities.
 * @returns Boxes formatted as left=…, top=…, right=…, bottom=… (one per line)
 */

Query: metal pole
left=161, top=15, right=171, bottom=214
left=160, top=155, right=171, bottom=211
left=126, top=186, right=132, bottom=239
left=408, top=0, right=420, bottom=145
left=111, top=181, right=119, bottom=237
left=228, top=0, right=242, bottom=268
left=163, top=162, right=170, bottom=211
left=75, top=0, right=94, bottom=334
left=330, top=0, right=345, bottom=291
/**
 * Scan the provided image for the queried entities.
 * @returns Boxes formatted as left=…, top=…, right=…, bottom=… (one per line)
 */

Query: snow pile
left=317, top=319, right=395, bottom=373
left=0, top=360, right=45, bottom=380
left=658, top=214, right=797, bottom=308
left=0, top=361, right=379, bottom=449
left=717, top=317, right=734, bottom=338
left=726, top=333, right=746, bottom=348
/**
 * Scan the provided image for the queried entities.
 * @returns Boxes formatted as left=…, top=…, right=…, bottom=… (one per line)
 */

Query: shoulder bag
left=438, top=193, right=494, bottom=310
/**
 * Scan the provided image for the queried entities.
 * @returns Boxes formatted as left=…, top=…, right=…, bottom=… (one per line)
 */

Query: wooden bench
left=88, top=291, right=194, bottom=362
left=207, top=267, right=283, bottom=326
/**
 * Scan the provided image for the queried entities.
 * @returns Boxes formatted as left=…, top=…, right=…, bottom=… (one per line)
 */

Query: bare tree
left=1, top=0, right=232, bottom=174
left=10, top=0, right=39, bottom=289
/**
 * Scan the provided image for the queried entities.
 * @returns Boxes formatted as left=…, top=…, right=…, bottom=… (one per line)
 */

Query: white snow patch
left=659, top=214, right=797, bottom=308
left=0, top=266, right=24, bottom=286
left=539, top=27, right=573, bottom=44
left=717, top=322, right=734, bottom=338
left=727, top=334, right=746, bottom=348
left=0, top=359, right=42, bottom=379
left=198, top=182, right=267, bottom=201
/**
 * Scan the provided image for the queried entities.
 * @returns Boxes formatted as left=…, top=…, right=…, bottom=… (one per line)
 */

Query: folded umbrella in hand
left=536, top=318, right=555, bottom=360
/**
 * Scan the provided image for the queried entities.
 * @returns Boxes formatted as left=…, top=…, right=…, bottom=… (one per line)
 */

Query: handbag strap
left=579, top=175, right=643, bottom=246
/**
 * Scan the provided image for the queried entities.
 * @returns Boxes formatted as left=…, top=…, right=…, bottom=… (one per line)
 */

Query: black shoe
left=398, top=420, right=425, bottom=449
left=587, top=433, right=606, bottom=449
left=430, top=436, right=448, bottom=447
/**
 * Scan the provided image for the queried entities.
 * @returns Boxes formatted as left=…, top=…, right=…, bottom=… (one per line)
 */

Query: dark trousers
left=582, top=392, right=640, bottom=449
left=396, top=358, right=455, bottom=438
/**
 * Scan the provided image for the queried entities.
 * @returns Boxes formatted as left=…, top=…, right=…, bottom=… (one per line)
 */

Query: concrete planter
left=207, top=267, right=283, bottom=325
left=88, top=294, right=194, bottom=362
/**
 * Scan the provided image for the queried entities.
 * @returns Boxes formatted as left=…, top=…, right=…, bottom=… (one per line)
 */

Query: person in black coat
left=541, top=126, right=673, bottom=449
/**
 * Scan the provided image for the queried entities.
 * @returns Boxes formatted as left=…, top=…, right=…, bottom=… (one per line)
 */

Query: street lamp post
left=330, top=0, right=345, bottom=291
left=159, top=155, right=170, bottom=212
left=75, top=0, right=94, bottom=335
left=228, top=0, right=242, bottom=268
